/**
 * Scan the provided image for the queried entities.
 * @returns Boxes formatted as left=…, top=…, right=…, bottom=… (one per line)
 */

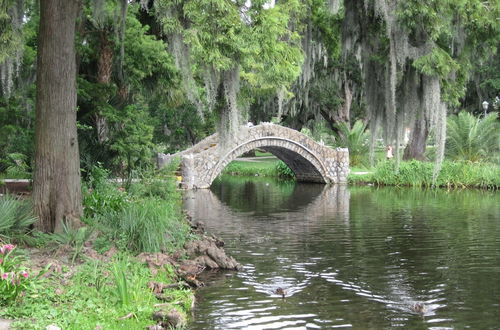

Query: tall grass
left=363, top=160, right=499, bottom=189
left=100, top=198, right=190, bottom=253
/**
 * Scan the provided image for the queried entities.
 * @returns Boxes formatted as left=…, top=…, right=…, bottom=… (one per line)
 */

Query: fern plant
left=334, top=120, right=370, bottom=167
left=446, top=112, right=499, bottom=163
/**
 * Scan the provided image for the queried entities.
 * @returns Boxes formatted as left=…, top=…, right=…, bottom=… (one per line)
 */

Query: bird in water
left=274, top=287, right=287, bottom=298
left=412, top=302, right=426, bottom=315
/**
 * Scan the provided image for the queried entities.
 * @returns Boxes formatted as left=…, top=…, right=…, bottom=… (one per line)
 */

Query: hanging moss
left=0, top=0, right=24, bottom=98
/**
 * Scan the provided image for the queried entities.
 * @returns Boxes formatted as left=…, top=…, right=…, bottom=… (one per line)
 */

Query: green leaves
left=413, top=47, right=459, bottom=78
left=0, top=195, right=37, bottom=236
left=446, top=111, right=499, bottom=162
left=334, top=120, right=370, bottom=167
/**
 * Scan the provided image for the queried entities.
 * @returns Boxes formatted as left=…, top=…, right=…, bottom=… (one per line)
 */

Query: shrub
left=274, top=160, right=295, bottom=179
left=446, top=111, right=499, bottom=163
left=0, top=195, right=37, bottom=237
left=83, top=165, right=129, bottom=218
left=0, top=153, right=31, bottom=179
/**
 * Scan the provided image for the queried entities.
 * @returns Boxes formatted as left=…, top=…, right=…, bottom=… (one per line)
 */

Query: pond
left=185, top=176, right=500, bottom=329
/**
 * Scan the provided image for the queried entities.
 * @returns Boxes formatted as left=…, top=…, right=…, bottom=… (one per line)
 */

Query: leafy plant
left=83, top=164, right=128, bottom=218
left=0, top=244, right=31, bottom=305
left=111, top=258, right=130, bottom=306
left=274, top=160, right=295, bottom=179
left=51, top=223, right=94, bottom=263
left=334, top=120, right=370, bottom=167
left=2, top=255, right=193, bottom=329
left=446, top=111, right=499, bottom=163
left=0, top=195, right=37, bottom=237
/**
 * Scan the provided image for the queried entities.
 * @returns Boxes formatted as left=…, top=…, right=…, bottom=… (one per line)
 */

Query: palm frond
left=446, top=112, right=499, bottom=162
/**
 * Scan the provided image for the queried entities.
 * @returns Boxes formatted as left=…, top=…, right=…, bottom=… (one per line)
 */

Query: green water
left=185, top=176, right=500, bottom=329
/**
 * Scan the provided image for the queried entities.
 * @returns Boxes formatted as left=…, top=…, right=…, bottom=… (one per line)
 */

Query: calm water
left=185, top=176, right=500, bottom=329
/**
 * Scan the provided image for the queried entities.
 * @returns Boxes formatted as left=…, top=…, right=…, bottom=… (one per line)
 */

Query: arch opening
left=260, top=146, right=325, bottom=183
left=208, top=138, right=329, bottom=187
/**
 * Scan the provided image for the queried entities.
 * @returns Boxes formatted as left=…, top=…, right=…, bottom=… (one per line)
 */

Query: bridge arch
left=208, top=137, right=329, bottom=186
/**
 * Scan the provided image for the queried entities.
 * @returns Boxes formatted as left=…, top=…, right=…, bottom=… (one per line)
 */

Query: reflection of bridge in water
left=159, top=123, right=349, bottom=189
left=183, top=183, right=350, bottom=238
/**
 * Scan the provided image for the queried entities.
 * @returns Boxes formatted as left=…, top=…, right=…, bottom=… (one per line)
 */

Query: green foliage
left=82, top=165, right=129, bottom=218
left=107, top=105, right=155, bottom=180
left=274, top=160, right=295, bottom=179
left=0, top=0, right=23, bottom=64
left=334, top=120, right=370, bottom=167
left=0, top=195, right=37, bottom=237
left=76, top=2, right=179, bottom=177
left=155, top=0, right=305, bottom=111
left=222, top=158, right=295, bottom=180
left=83, top=160, right=190, bottom=254
left=0, top=153, right=31, bottom=178
left=51, top=223, right=94, bottom=264
left=111, top=257, right=130, bottom=306
left=98, top=197, right=189, bottom=253
left=363, top=160, right=499, bottom=189
left=413, top=47, right=459, bottom=79
left=446, top=112, right=499, bottom=163
left=400, top=0, right=500, bottom=106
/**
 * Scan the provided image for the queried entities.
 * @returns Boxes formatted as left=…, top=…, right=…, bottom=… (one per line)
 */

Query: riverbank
left=0, top=167, right=240, bottom=329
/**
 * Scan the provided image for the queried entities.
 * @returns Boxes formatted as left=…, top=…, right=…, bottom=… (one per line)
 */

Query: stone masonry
left=157, top=123, right=349, bottom=189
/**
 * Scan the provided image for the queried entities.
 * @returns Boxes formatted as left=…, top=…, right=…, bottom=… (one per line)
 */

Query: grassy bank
left=349, top=160, right=499, bottom=189
left=223, top=157, right=295, bottom=179
left=0, top=165, right=196, bottom=329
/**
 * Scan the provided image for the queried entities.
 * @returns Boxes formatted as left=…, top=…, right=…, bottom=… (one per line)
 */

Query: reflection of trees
left=346, top=186, right=500, bottom=324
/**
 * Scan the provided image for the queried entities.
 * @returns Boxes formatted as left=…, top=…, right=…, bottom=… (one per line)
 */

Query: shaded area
left=260, top=146, right=324, bottom=183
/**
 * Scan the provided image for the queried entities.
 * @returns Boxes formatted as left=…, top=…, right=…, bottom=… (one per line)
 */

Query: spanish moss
left=219, top=67, right=241, bottom=151
left=0, top=0, right=24, bottom=97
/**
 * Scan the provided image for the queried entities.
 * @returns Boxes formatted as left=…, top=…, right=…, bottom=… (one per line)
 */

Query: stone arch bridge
left=158, top=123, right=349, bottom=189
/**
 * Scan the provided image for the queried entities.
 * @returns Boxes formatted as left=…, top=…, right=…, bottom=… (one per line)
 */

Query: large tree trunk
left=403, top=116, right=429, bottom=161
left=33, top=0, right=82, bottom=233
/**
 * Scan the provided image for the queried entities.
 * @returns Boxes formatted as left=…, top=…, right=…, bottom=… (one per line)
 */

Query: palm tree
left=334, top=120, right=370, bottom=167
left=446, top=111, right=499, bottom=162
